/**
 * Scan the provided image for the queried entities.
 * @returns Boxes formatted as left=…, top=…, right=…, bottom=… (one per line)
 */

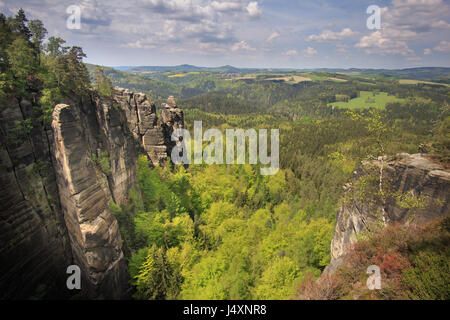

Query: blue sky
left=1, top=0, right=449, bottom=68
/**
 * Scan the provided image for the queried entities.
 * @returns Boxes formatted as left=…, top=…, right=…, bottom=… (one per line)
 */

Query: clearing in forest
left=328, top=91, right=404, bottom=110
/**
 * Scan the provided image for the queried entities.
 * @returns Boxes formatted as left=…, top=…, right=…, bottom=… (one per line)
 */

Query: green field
left=398, top=79, right=449, bottom=87
left=328, top=91, right=404, bottom=110
left=299, top=72, right=346, bottom=82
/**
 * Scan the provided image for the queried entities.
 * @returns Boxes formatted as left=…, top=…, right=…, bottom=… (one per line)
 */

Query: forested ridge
left=104, top=54, right=449, bottom=299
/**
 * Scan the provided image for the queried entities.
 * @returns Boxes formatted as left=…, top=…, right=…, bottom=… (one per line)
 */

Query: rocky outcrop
left=114, top=88, right=184, bottom=165
left=0, top=88, right=183, bottom=299
left=92, top=95, right=139, bottom=205
left=0, top=97, right=72, bottom=299
left=160, top=96, right=184, bottom=159
left=325, top=153, right=450, bottom=274
left=51, top=103, right=128, bottom=299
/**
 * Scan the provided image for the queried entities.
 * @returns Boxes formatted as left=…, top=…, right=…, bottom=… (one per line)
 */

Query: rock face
left=160, top=96, right=185, bottom=159
left=325, top=153, right=450, bottom=274
left=114, top=89, right=184, bottom=165
left=0, top=88, right=183, bottom=299
left=51, top=103, right=128, bottom=299
left=0, top=97, right=72, bottom=299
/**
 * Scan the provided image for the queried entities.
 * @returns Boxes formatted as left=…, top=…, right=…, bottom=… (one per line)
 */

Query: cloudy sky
left=1, top=0, right=450, bottom=68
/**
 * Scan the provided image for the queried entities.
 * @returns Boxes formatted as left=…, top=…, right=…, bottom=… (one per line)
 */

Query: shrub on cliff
left=297, top=217, right=450, bottom=300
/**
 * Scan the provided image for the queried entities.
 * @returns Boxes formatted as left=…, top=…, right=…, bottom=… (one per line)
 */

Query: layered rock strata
left=0, top=88, right=183, bottom=299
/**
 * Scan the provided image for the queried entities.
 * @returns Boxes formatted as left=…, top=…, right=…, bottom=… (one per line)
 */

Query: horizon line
left=102, top=64, right=450, bottom=71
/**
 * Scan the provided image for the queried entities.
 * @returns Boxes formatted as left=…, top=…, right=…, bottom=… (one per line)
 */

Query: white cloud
left=123, top=39, right=157, bottom=49
left=211, top=1, right=242, bottom=12
left=307, top=28, right=358, bottom=42
left=266, top=31, right=280, bottom=42
left=114, top=0, right=264, bottom=54
left=355, top=31, right=413, bottom=56
left=302, top=47, right=317, bottom=57
left=384, top=0, right=450, bottom=34
left=355, top=0, right=450, bottom=56
left=336, top=44, right=349, bottom=53
left=138, top=0, right=213, bottom=21
left=434, top=40, right=450, bottom=52
left=79, top=0, right=111, bottom=26
left=231, top=40, right=256, bottom=51
left=246, top=1, right=262, bottom=18
left=282, top=49, right=298, bottom=56
left=4, top=0, right=445, bottom=66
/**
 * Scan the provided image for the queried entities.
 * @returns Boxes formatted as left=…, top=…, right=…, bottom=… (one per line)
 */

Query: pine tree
left=28, top=19, right=47, bottom=62
left=9, top=8, right=31, bottom=40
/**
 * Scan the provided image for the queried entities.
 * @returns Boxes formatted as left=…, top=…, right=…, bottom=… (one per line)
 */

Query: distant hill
left=343, top=67, right=450, bottom=80
left=114, top=64, right=249, bottom=74
left=85, top=63, right=181, bottom=100
left=110, top=65, right=450, bottom=80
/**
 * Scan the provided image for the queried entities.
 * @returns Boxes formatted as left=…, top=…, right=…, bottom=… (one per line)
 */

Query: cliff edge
left=0, top=88, right=183, bottom=299
left=325, top=153, right=450, bottom=274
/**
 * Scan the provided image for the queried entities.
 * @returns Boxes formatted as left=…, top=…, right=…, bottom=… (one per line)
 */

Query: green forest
left=108, top=59, right=449, bottom=299
left=1, top=9, right=449, bottom=300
